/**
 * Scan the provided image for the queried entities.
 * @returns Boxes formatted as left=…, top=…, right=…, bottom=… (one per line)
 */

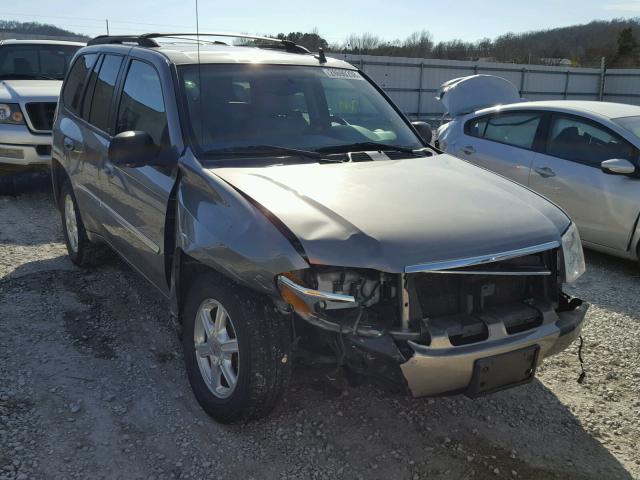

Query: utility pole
left=106, top=19, right=110, bottom=35
left=599, top=56, right=606, bottom=101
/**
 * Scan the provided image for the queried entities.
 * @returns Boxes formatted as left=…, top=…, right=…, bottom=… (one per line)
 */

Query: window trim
left=541, top=112, right=639, bottom=168
left=463, top=110, right=546, bottom=152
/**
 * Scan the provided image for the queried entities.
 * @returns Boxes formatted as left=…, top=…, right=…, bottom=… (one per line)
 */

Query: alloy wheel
left=193, top=299, right=240, bottom=399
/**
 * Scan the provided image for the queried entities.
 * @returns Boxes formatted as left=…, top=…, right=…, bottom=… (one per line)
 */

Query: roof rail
left=87, top=32, right=312, bottom=54
left=87, top=35, right=159, bottom=47
left=143, top=33, right=311, bottom=54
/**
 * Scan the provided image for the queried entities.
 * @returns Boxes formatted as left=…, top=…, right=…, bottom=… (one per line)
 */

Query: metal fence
left=330, top=53, right=640, bottom=121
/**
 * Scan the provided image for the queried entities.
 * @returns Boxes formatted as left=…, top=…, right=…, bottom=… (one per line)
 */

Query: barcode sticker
left=322, top=68, right=363, bottom=80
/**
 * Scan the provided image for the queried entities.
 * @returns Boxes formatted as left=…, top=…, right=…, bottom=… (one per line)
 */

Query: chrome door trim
left=428, top=269, right=551, bottom=276
left=76, top=183, right=160, bottom=254
left=405, top=240, right=560, bottom=273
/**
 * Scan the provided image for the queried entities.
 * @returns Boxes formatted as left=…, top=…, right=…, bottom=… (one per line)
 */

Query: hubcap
left=193, top=299, right=239, bottom=399
left=64, top=194, right=79, bottom=253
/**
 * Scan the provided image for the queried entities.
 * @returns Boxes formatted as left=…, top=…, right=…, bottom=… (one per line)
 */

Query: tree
left=276, top=28, right=328, bottom=51
left=610, top=27, right=639, bottom=67
left=402, top=30, right=433, bottom=58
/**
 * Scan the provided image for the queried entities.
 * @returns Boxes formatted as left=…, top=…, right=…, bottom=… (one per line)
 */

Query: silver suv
left=0, top=40, right=83, bottom=179
left=52, top=33, right=588, bottom=423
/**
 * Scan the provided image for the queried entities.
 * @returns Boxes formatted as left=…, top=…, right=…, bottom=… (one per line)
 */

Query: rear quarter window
left=62, top=54, right=97, bottom=114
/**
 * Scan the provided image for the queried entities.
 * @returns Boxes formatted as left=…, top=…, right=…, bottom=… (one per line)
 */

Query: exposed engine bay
left=276, top=247, right=587, bottom=396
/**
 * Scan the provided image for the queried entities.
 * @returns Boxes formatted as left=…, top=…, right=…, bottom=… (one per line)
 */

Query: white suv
left=0, top=39, right=83, bottom=175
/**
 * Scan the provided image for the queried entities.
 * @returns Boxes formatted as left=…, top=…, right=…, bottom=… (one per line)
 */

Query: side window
left=62, top=54, right=97, bottom=114
left=116, top=60, right=168, bottom=146
left=465, top=117, right=488, bottom=138
left=81, top=55, right=102, bottom=119
left=547, top=115, right=636, bottom=166
left=87, top=55, right=123, bottom=132
left=482, top=112, right=541, bottom=149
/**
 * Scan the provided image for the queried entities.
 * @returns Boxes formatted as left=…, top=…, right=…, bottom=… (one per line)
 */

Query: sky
left=5, top=0, right=640, bottom=44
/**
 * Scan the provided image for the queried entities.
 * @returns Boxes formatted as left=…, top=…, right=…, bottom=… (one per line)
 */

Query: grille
left=25, top=103, right=56, bottom=131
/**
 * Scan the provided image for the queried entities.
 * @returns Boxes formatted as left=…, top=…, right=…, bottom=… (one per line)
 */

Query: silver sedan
left=438, top=99, right=640, bottom=262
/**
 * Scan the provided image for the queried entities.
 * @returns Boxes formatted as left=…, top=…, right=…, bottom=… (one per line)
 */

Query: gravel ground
left=0, top=176, right=639, bottom=480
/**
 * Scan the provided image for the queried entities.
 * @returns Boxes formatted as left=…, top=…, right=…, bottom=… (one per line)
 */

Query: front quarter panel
left=176, top=154, right=309, bottom=296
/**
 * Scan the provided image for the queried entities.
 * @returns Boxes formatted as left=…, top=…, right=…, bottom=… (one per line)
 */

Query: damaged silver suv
left=52, top=33, right=588, bottom=423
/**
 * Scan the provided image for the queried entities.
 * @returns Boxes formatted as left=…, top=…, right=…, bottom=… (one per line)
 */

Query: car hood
left=212, top=154, right=570, bottom=272
left=0, top=80, right=62, bottom=102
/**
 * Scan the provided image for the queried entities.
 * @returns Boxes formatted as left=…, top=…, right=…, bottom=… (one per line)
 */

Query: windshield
left=178, top=64, right=423, bottom=157
left=613, top=115, right=640, bottom=139
left=0, top=44, right=81, bottom=80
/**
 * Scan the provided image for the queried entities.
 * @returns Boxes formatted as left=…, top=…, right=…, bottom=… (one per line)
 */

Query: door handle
left=534, top=166, right=556, bottom=178
left=63, top=137, right=75, bottom=151
left=462, top=145, right=475, bottom=155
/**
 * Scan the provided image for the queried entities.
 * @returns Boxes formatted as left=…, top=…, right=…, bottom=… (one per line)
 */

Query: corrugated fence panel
left=603, top=69, right=640, bottom=105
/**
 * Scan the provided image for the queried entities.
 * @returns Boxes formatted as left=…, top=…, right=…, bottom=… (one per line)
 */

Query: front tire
left=182, top=272, right=292, bottom=423
left=59, top=181, right=108, bottom=267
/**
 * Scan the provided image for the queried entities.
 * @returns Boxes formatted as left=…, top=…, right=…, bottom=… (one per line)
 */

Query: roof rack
left=87, top=32, right=311, bottom=54
left=87, top=35, right=159, bottom=47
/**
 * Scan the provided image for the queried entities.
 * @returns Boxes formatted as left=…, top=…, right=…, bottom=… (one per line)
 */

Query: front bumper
left=0, top=124, right=52, bottom=166
left=400, top=299, right=588, bottom=397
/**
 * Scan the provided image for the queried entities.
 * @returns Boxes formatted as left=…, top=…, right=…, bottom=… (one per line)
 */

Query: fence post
left=520, top=68, right=527, bottom=96
left=563, top=70, right=570, bottom=99
left=417, top=62, right=424, bottom=120
left=599, top=57, right=606, bottom=101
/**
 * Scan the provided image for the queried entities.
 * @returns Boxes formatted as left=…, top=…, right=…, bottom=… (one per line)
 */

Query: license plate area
left=466, top=345, right=539, bottom=398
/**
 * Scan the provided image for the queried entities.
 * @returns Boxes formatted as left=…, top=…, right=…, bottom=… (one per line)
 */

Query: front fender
left=175, top=156, right=309, bottom=297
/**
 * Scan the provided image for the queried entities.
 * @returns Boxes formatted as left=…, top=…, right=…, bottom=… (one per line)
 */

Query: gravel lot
left=1, top=175, right=639, bottom=480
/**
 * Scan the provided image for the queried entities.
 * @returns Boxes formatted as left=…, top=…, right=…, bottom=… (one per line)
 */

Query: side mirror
left=108, top=131, right=160, bottom=168
left=601, top=158, right=636, bottom=175
left=411, top=121, right=433, bottom=144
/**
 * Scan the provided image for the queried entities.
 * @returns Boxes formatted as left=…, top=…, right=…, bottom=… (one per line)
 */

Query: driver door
left=100, top=58, right=176, bottom=292
left=529, top=113, right=640, bottom=252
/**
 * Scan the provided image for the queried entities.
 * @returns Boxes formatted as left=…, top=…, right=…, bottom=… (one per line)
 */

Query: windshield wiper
left=204, top=145, right=343, bottom=162
left=317, top=142, right=418, bottom=155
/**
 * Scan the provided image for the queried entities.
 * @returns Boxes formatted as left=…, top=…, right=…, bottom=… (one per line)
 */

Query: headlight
left=0, top=104, right=24, bottom=124
left=560, top=223, right=585, bottom=283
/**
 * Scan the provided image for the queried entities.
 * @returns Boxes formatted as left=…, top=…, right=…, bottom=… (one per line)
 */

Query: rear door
left=457, top=111, right=542, bottom=185
left=100, top=57, right=178, bottom=292
left=72, top=53, right=125, bottom=233
left=530, top=113, right=640, bottom=251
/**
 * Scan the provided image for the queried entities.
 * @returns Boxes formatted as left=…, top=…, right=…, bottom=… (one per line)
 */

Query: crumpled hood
left=0, top=80, right=62, bottom=102
left=212, top=154, right=570, bottom=272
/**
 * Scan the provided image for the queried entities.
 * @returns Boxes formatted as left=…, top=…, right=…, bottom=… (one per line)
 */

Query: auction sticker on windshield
left=322, top=68, right=363, bottom=80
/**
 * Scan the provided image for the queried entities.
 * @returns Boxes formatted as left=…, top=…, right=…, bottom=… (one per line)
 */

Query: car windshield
left=0, top=44, right=81, bottom=80
left=613, top=115, right=640, bottom=139
left=178, top=64, right=424, bottom=157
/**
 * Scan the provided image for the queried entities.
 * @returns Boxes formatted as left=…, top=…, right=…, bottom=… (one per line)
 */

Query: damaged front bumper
left=400, top=298, right=588, bottom=397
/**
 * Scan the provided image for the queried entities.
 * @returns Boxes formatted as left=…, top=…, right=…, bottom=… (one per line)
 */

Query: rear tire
left=182, top=272, right=292, bottom=423
left=59, top=180, right=108, bottom=267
